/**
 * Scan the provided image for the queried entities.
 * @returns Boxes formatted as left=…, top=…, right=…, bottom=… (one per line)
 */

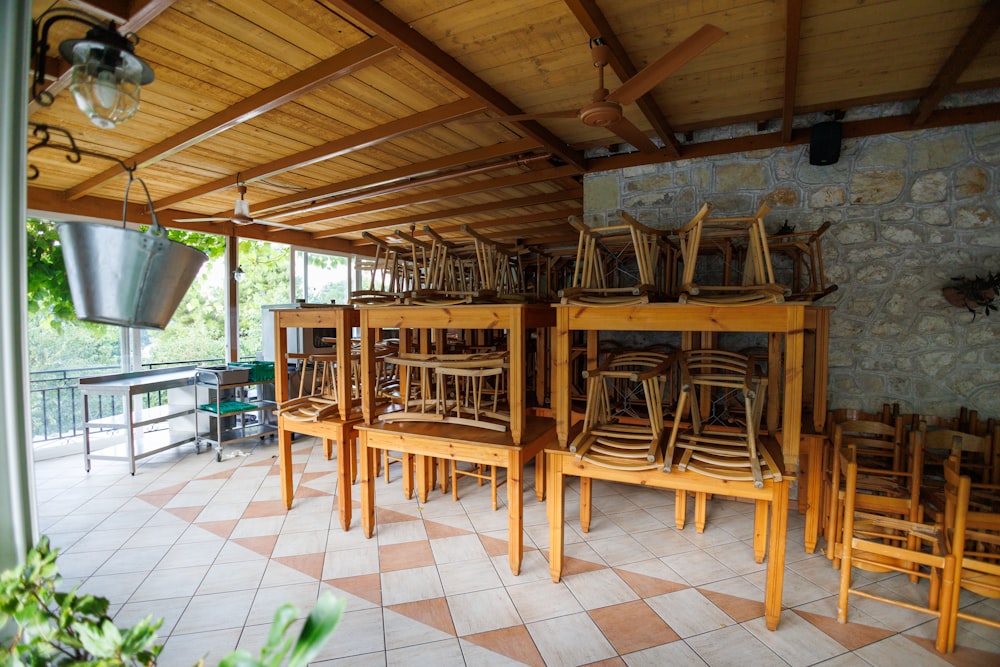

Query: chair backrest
left=925, top=426, right=998, bottom=484
left=833, top=417, right=906, bottom=471
left=943, top=456, right=1000, bottom=602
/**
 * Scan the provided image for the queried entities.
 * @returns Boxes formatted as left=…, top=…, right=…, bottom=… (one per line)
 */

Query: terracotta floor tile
left=379, top=540, right=435, bottom=572
left=614, top=567, right=688, bottom=598
left=794, top=608, right=895, bottom=650
left=324, top=573, right=382, bottom=607
left=273, top=553, right=325, bottom=579
left=698, top=586, right=766, bottom=623
left=462, top=625, right=545, bottom=667
left=242, top=500, right=288, bottom=518
left=589, top=600, right=680, bottom=654
left=386, top=597, right=456, bottom=636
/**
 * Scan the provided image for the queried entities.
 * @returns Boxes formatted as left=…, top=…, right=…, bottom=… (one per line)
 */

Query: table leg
left=279, top=428, right=294, bottom=510
left=337, top=431, right=353, bottom=531
left=507, top=451, right=523, bottom=575
left=414, top=455, right=429, bottom=502
left=360, top=437, right=376, bottom=539
left=533, top=452, right=546, bottom=501
left=695, top=492, right=707, bottom=533
left=754, top=499, right=768, bottom=563
left=675, top=490, right=687, bottom=530
left=765, top=481, right=790, bottom=630
left=804, top=435, right=823, bottom=553
left=323, top=437, right=333, bottom=460
left=547, top=452, right=564, bottom=582
left=579, top=476, right=592, bottom=533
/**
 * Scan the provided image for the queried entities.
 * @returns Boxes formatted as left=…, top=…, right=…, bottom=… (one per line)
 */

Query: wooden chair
left=558, top=210, right=674, bottom=306
left=674, top=202, right=788, bottom=305
left=943, top=455, right=1000, bottom=651
left=570, top=350, right=674, bottom=470
left=451, top=461, right=506, bottom=511
left=836, top=445, right=957, bottom=653
left=664, top=349, right=782, bottom=488
left=823, top=417, right=909, bottom=562
left=767, top=220, right=836, bottom=301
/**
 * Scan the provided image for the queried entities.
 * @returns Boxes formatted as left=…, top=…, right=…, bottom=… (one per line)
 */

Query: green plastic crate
left=199, top=401, right=256, bottom=414
left=233, top=361, right=275, bottom=382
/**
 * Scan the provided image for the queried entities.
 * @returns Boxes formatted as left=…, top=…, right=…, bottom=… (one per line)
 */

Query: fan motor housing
left=579, top=101, right=622, bottom=127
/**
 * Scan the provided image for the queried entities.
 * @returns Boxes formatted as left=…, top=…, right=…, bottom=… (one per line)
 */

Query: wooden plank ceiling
left=26, top=0, right=1000, bottom=256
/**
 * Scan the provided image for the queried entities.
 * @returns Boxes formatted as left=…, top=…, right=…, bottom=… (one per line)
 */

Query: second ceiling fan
left=476, top=24, right=725, bottom=152
left=177, top=183, right=302, bottom=230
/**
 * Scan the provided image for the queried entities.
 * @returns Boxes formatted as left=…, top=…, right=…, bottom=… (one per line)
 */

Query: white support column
left=0, top=2, right=38, bottom=569
left=226, top=235, right=239, bottom=363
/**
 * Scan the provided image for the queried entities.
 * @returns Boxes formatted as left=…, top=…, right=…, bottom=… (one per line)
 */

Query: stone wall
left=582, top=121, right=1000, bottom=420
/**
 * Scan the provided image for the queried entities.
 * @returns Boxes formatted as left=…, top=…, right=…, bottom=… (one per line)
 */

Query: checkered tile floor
left=32, top=437, right=1000, bottom=666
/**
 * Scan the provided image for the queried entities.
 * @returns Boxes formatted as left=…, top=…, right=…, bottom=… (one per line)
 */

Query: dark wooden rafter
left=67, top=36, right=397, bottom=200
left=320, top=0, right=585, bottom=170
left=253, top=138, right=539, bottom=215
left=29, top=0, right=176, bottom=114
left=302, top=165, right=582, bottom=231
left=563, top=0, right=681, bottom=157
left=25, top=186, right=362, bottom=255
left=588, top=102, right=1000, bottom=173
left=438, top=208, right=582, bottom=235
left=151, top=98, right=485, bottom=211
left=911, top=0, right=1000, bottom=126
left=262, top=149, right=553, bottom=224
left=337, top=194, right=583, bottom=238
left=781, top=0, right=803, bottom=143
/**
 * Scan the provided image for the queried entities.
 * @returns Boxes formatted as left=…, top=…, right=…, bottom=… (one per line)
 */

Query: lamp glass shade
left=64, top=40, right=144, bottom=129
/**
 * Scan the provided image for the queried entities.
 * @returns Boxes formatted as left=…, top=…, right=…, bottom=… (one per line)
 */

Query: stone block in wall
left=955, top=166, right=988, bottom=197
left=911, top=133, right=966, bottom=171
left=716, top=162, right=769, bottom=190
left=919, top=208, right=950, bottom=226
left=881, top=224, right=924, bottom=244
left=833, top=220, right=876, bottom=244
left=850, top=170, right=905, bottom=204
left=857, top=139, right=907, bottom=169
left=971, top=123, right=1000, bottom=164
left=910, top=172, right=948, bottom=202
left=809, top=186, right=846, bottom=208
left=955, top=205, right=998, bottom=231
left=583, top=174, right=620, bottom=213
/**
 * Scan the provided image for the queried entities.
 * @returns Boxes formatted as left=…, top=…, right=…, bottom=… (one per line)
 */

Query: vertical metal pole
left=0, top=2, right=37, bottom=568
left=226, top=235, right=239, bottom=362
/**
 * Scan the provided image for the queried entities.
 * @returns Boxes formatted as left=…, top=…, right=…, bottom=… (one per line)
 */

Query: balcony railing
left=30, top=359, right=231, bottom=445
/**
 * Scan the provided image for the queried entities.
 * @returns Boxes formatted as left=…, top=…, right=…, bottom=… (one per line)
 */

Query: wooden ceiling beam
left=66, top=36, right=397, bottom=201
left=264, top=149, right=553, bottom=222
left=255, top=138, right=539, bottom=215
left=588, top=103, right=1000, bottom=172
left=29, top=0, right=176, bottom=114
left=321, top=0, right=585, bottom=170
left=911, top=0, right=1000, bottom=126
left=301, top=165, right=581, bottom=230
left=438, top=208, right=582, bottom=234
left=563, top=0, right=681, bottom=157
left=151, top=97, right=484, bottom=211
left=315, top=190, right=582, bottom=238
left=781, top=0, right=803, bottom=143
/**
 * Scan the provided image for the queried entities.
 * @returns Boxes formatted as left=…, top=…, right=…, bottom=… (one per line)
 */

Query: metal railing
left=29, top=359, right=231, bottom=444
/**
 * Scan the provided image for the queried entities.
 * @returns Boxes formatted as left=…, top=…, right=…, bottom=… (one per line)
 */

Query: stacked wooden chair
left=569, top=350, right=675, bottom=470
left=350, top=231, right=415, bottom=306
left=558, top=210, right=675, bottom=305
left=823, top=416, right=911, bottom=563
left=674, top=202, right=788, bottom=305
left=942, top=454, right=1000, bottom=651
left=836, top=444, right=957, bottom=653
left=766, top=220, right=836, bottom=301
left=379, top=350, right=510, bottom=432
left=664, top=349, right=782, bottom=488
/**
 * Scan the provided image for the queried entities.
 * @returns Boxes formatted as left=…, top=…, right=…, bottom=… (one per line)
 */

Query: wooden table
left=552, top=303, right=807, bottom=466
left=547, top=447, right=791, bottom=630
left=355, top=303, right=557, bottom=574
left=358, top=303, right=556, bottom=445
left=358, top=417, right=555, bottom=574
left=273, top=306, right=361, bottom=530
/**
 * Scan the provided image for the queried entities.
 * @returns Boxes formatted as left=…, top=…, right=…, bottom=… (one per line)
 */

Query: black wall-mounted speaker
left=809, top=121, right=842, bottom=166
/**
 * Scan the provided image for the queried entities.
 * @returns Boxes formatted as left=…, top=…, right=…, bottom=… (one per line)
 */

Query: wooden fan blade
left=606, top=117, right=659, bottom=152
left=461, top=109, right=579, bottom=123
left=176, top=216, right=229, bottom=222
left=254, top=218, right=304, bottom=231
left=607, top=24, right=725, bottom=105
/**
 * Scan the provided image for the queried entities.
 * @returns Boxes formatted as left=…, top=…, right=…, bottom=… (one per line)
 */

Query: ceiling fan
left=470, top=24, right=725, bottom=152
left=177, top=183, right=302, bottom=230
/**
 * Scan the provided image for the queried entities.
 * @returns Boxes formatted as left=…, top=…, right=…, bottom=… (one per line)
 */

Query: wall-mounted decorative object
left=942, top=271, right=1000, bottom=320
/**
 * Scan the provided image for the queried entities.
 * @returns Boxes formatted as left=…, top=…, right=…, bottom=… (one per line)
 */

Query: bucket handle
left=121, top=170, right=165, bottom=236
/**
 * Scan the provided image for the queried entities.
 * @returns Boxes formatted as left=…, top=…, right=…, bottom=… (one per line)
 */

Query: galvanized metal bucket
left=57, top=173, right=207, bottom=330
